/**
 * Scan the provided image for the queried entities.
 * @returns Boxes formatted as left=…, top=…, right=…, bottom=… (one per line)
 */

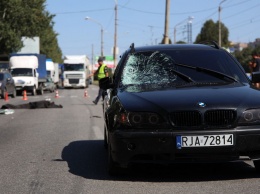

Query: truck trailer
left=9, top=53, right=47, bottom=95
left=63, top=55, right=90, bottom=88
left=46, top=58, right=59, bottom=87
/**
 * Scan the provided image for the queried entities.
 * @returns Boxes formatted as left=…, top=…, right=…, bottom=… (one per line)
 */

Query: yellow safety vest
left=97, top=64, right=107, bottom=80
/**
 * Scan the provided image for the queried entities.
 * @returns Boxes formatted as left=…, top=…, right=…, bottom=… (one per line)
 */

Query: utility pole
left=218, top=0, right=226, bottom=47
left=149, top=25, right=154, bottom=45
left=162, top=0, right=170, bottom=44
left=113, top=0, right=118, bottom=71
left=91, top=44, right=94, bottom=70
left=187, top=16, right=194, bottom=44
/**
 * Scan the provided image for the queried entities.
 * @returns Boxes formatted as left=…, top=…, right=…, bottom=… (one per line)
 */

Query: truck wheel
left=39, top=87, right=44, bottom=95
left=32, top=87, right=37, bottom=96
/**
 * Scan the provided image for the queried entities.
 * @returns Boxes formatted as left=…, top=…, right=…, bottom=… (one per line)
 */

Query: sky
left=45, top=0, right=260, bottom=60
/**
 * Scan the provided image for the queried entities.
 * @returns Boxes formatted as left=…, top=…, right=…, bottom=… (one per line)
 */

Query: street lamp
left=85, top=16, right=104, bottom=57
left=218, top=0, right=226, bottom=47
left=113, top=0, right=118, bottom=71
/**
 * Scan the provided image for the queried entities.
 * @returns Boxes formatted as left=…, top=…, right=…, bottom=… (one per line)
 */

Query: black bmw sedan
left=101, top=42, right=260, bottom=175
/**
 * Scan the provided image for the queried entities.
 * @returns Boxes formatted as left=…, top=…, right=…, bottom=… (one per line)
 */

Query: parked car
left=0, top=71, right=16, bottom=99
left=43, top=77, right=56, bottom=92
left=101, top=42, right=260, bottom=175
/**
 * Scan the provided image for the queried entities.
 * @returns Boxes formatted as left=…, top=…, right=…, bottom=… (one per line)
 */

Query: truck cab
left=63, top=55, right=90, bottom=88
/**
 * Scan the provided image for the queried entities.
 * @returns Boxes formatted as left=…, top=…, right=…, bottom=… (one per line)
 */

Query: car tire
left=11, top=88, right=16, bottom=98
left=253, top=160, right=260, bottom=172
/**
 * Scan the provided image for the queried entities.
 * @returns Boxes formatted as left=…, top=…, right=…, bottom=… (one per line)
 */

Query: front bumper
left=15, top=85, right=34, bottom=91
left=109, top=127, right=260, bottom=167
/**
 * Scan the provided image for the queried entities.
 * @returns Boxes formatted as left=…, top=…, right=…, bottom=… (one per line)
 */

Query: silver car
left=0, top=71, right=16, bottom=99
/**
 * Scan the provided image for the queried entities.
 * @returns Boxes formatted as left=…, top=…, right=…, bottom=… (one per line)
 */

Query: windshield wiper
left=174, top=63, right=238, bottom=83
left=168, top=69, right=195, bottom=83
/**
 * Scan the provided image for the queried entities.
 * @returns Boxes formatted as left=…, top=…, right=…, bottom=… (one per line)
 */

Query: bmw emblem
left=197, top=102, right=206, bottom=107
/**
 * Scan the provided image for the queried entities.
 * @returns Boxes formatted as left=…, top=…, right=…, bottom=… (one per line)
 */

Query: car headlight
left=116, top=112, right=166, bottom=128
left=238, top=109, right=260, bottom=124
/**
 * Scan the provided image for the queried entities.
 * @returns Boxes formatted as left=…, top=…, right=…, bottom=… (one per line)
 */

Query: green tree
left=0, top=0, right=62, bottom=62
left=194, top=19, right=229, bottom=47
left=234, top=45, right=260, bottom=73
left=233, top=47, right=253, bottom=73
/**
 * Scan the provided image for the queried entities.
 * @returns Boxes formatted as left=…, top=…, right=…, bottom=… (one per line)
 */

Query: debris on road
left=1, top=100, right=63, bottom=109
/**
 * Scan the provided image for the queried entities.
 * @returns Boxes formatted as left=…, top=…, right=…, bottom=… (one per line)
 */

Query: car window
left=0, top=74, right=3, bottom=81
left=121, top=51, right=177, bottom=86
left=11, top=68, right=33, bottom=77
left=120, top=49, right=248, bottom=88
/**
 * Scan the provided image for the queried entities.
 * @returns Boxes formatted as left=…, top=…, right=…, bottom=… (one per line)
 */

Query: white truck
left=9, top=53, right=47, bottom=95
left=63, top=55, right=90, bottom=88
left=46, top=58, right=59, bottom=87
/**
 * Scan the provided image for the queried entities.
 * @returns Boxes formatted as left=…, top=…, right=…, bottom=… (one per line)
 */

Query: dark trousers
left=94, top=87, right=104, bottom=104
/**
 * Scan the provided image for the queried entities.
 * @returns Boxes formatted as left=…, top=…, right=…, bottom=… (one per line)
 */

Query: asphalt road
left=0, top=85, right=260, bottom=194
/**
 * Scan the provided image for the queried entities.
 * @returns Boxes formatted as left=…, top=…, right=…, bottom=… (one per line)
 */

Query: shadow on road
left=60, top=140, right=260, bottom=182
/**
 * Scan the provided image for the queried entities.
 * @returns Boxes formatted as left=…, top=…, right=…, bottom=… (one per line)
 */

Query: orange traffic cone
left=55, top=90, right=59, bottom=98
left=22, top=90, right=28, bottom=100
left=4, top=91, right=9, bottom=101
left=84, top=89, right=88, bottom=98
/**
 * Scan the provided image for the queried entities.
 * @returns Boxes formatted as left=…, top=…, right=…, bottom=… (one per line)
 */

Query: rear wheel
left=40, top=87, right=44, bottom=95
left=37, top=86, right=44, bottom=95
left=253, top=160, right=260, bottom=172
left=32, top=87, right=36, bottom=96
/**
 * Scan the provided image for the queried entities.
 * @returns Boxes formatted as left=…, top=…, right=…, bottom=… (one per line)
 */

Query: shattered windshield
left=120, top=49, right=248, bottom=91
left=122, top=51, right=178, bottom=86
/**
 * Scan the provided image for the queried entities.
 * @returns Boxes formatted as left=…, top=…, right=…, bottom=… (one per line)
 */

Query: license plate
left=176, top=134, right=233, bottom=149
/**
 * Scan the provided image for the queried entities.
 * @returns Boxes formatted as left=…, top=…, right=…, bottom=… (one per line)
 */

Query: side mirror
left=99, top=77, right=113, bottom=90
left=36, top=72, right=39, bottom=78
left=252, top=72, right=260, bottom=83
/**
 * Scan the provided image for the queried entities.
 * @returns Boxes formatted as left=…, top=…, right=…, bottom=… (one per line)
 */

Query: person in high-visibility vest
left=92, top=57, right=109, bottom=105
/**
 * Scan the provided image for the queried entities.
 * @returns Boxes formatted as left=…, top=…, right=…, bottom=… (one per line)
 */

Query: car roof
left=127, top=43, right=221, bottom=53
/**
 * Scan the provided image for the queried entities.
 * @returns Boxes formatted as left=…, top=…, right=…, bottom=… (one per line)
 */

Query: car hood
left=117, top=83, right=260, bottom=112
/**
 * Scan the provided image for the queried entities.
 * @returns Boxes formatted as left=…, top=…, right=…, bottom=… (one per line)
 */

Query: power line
left=53, top=8, right=113, bottom=15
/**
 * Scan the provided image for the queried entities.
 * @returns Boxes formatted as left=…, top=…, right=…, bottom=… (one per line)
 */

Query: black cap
left=98, top=57, right=104, bottom=62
